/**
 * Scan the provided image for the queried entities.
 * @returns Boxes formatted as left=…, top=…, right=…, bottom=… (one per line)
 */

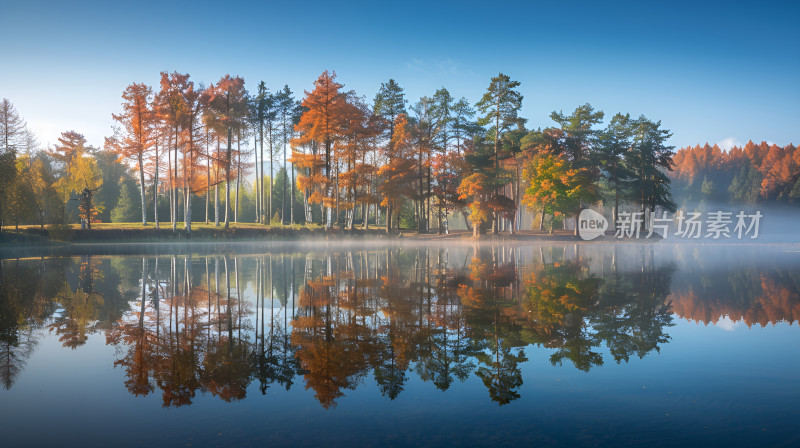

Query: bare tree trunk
left=426, top=147, right=432, bottom=233
left=235, top=132, right=240, bottom=223
left=173, top=130, right=179, bottom=232
left=168, top=132, right=174, bottom=230
left=154, top=140, right=160, bottom=229
left=224, top=126, right=231, bottom=228
left=205, top=130, right=210, bottom=224
left=185, top=184, right=192, bottom=235
left=184, top=137, right=192, bottom=235
left=493, top=101, right=500, bottom=235
left=335, top=166, right=340, bottom=228
left=282, top=132, right=288, bottom=226
left=386, top=203, right=393, bottom=234
left=614, top=180, right=619, bottom=232
left=254, top=133, right=259, bottom=223
left=290, top=154, right=295, bottom=225
left=513, top=164, right=520, bottom=233
left=215, top=139, right=220, bottom=227
left=268, top=129, right=273, bottom=224
left=303, top=188, right=311, bottom=223
left=260, top=127, right=265, bottom=224
left=138, top=153, right=147, bottom=225
left=418, top=148, right=424, bottom=232
left=437, top=204, right=442, bottom=234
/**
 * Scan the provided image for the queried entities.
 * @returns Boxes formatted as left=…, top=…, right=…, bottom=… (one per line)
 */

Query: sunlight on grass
left=14, top=222, right=325, bottom=231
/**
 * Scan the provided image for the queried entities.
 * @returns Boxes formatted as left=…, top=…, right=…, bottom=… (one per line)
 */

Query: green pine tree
left=624, top=117, right=677, bottom=227
left=111, top=184, right=140, bottom=223
left=701, top=175, right=714, bottom=196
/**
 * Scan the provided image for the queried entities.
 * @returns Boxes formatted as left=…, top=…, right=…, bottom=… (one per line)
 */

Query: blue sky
left=1, top=0, right=797, bottom=150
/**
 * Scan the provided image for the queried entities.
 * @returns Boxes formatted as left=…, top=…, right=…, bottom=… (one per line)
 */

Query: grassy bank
left=2, top=222, right=404, bottom=244
left=2, top=222, right=591, bottom=247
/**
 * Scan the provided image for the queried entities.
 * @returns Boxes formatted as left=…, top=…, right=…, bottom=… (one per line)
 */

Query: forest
left=672, top=140, right=800, bottom=206
left=1, top=71, right=797, bottom=238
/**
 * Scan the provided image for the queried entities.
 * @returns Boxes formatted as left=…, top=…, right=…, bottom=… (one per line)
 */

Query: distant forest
left=672, top=141, right=800, bottom=206
left=1, top=71, right=796, bottom=236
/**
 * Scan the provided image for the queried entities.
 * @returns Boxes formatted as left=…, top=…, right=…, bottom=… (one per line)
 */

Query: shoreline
left=1, top=226, right=795, bottom=259
left=0, top=226, right=584, bottom=250
left=0, top=225, right=590, bottom=244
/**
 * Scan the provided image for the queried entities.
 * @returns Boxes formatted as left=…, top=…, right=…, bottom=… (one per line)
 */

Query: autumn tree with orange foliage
left=153, top=72, right=209, bottom=233
left=522, top=153, right=596, bottom=233
left=291, top=71, right=348, bottom=228
left=378, top=114, right=416, bottom=233
left=671, top=140, right=800, bottom=205
left=155, top=72, right=191, bottom=231
left=106, top=83, right=155, bottom=225
left=337, top=94, right=380, bottom=229
left=49, top=131, right=103, bottom=226
left=457, top=137, right=512, bottom=238
left=181, top=83, right=205, bottom=232
left=202, top=75, right=248, bottom=228
left=431, top=150, right=467, bottom=234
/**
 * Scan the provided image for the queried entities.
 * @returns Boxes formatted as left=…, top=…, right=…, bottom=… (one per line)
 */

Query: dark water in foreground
left=1, top=243, right=799, bottom=447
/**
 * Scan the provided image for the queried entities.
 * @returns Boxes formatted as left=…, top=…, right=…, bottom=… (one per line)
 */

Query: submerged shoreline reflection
left=1, top=245, right=799, bottom=408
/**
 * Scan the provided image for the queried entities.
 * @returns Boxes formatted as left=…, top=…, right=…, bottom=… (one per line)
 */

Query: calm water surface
left=1, top=243, right=798, bottom=447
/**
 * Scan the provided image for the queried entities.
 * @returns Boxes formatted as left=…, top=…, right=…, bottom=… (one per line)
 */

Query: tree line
left=3, top=71, right=684, bottom=236
left=671, top=140, right=800, bottom=206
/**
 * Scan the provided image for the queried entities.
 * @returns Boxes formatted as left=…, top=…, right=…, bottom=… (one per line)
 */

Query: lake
left=1, top=242, right=799, bottom=447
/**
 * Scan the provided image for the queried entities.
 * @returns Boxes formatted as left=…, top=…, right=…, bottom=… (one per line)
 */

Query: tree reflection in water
left=0, top=257, right=62, bottom=388
left=1, top=246, right=798, bottom=407
left=50, top=255, right=105, bottom=349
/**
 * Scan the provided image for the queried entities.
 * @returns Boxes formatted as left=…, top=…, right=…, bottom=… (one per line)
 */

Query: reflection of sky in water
left=713, top=315, right=744, bottom=331
left=0, top=244, right=798, bottom=447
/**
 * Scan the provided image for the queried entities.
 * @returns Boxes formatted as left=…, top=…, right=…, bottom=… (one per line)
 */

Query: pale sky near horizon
left=1, top=0, right=798, bottom=151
